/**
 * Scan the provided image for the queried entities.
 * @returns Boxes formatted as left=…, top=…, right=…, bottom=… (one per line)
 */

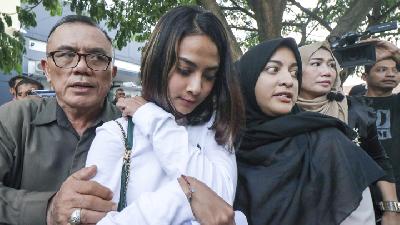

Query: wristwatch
left=379, top=201, right=400, bottom=213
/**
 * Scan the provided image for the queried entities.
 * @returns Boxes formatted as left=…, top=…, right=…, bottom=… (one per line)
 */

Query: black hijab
left=234, top=38, right=384, bottom=225
left=237, top=37, right=302, bottom=127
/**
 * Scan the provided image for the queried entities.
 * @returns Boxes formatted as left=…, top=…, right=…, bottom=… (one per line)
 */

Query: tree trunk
left=247, top=0, right=287, bottom=42
left=330, top=0, right=379, bottom=37
left=196, top=0, right=243, bottom=60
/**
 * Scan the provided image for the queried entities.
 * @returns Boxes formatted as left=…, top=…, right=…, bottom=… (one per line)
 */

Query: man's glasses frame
left=47, top=50, right=113, bottom=71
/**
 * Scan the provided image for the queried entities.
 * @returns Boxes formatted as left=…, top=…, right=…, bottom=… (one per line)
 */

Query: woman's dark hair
left=140, top=5, right=244, bottom=148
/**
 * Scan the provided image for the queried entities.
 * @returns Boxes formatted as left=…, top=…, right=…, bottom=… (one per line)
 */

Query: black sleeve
left=348, top=96, right=395, bottom=182
left=360, top=111, right=395, bottom=183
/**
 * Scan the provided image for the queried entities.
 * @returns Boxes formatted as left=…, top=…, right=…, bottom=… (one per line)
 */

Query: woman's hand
left=116, top=96, right=147, bottom=117
left=178, top=176, right=235, bottom=225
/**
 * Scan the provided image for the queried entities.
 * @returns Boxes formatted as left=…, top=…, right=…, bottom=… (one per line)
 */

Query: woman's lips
left=273, top=92, right=293, bottom=103
left=179, top=97, right=196, bottom=107
left=317, top=80, right=331, bottom=87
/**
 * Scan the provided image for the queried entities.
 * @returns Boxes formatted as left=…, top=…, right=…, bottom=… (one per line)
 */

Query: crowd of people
left=0, top=5, right=399, bottom=225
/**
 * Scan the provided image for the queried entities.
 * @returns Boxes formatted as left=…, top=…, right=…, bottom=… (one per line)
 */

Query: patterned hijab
left=297, top=41, right=349, bottom=124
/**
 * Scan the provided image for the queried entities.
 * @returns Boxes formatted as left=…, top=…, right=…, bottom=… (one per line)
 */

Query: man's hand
left=116, top=96, right=147, bottom=117
left=375, top=40, right=400, bottom=63
left=46, top=165, right=116, bottom=225
left=178, top=176, right=235, bottom=225
left=360, top=38, right=400, bottom=62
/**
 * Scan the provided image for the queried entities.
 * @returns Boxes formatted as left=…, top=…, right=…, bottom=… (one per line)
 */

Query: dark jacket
left=0, top=98, right=120, bottom=225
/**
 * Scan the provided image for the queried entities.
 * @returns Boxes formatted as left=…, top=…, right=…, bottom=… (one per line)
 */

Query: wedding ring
left=68, top=208, right=82, bottom=225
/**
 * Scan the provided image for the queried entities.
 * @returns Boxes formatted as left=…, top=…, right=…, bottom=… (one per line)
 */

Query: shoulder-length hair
left=140, top=5, right=244, bottom=148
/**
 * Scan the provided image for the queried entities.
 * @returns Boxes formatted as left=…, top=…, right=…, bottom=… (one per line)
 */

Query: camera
left=328, top=22, right=398, bottom=68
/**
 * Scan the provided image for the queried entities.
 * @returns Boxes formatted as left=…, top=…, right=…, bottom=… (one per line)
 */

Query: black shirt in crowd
left=364, top=94, right=400, bottom=196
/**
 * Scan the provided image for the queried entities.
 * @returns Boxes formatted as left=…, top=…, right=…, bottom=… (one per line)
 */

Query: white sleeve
left=91, top=103, right=237, bottom=225
left=86, top=118, right=195, bottom=225
left=85, top=119, right=125, bottom=202
left=132, top=103, right=237, bottom=204
left=97, top=180, right=194, bottom=225
left=131, top=103, right=189, bottom=177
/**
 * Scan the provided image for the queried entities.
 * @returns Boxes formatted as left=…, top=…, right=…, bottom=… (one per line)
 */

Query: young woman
left=233, top=37, right=384, bottom=225
left=86, top=6, right=245, bottom=225
left=297, top=41, right=400, bottom=224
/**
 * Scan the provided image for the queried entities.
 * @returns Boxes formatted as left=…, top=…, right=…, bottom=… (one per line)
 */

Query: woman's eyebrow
left=178, top=57, right=197, bottom=68
left=309, top=57, right=323, bottom=61
left=289, top=62, right=298, bottom=68
left=178, top=57, right=219, bottom=70
left=267, top=60, right=283, bottom=66
left=309, top=57, right=335, bottom=62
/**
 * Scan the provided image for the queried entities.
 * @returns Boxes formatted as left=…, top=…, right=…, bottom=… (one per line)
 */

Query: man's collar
left=92, top=100, right=120, bottom=127
left=32, top=98, right=119, bottom=127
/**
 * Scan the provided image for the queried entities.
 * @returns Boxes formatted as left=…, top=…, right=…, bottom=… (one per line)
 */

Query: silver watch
left=379, top=201, right=400, bottom=213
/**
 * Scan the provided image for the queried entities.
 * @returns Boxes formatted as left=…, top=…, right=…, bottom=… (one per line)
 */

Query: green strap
left=116, top=117, right=134, bottom=211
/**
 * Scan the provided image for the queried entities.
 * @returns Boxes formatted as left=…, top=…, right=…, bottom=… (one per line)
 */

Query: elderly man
left=0, top=15, right=120, bottom=225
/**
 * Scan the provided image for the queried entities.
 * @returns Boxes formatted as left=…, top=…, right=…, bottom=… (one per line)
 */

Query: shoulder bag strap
left=114, top=117, right=134, bottom=211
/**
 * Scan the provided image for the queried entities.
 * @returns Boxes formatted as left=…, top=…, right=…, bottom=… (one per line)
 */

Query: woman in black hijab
left=234, top=37, right=385, bottom=225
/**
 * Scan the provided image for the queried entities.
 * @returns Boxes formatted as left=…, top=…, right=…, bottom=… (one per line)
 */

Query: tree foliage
left=0, top=0, right=399, bottom=74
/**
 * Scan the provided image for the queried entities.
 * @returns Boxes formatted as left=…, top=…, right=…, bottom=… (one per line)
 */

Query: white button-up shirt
left=86, top=103, right=238, bottom=225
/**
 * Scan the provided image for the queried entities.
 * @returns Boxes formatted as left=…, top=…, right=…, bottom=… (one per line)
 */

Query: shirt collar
left=31, top=98, right=58, bottom=125
left=32, top=98, right=120, bottom=127
left=91, top=100, right=120, bottom=127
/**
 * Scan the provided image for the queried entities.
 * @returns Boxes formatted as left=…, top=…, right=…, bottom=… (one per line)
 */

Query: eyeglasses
left=47, top=50, right=112, bottom=71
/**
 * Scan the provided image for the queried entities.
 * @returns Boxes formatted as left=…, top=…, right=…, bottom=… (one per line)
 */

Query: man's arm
left=0, top=106, right=55, bottom=225
left=0, top=101, right=116, bottom=225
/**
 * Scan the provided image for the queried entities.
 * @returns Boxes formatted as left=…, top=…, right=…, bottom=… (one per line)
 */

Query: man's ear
left=41, top=59, right=51, bottom=83
left=112, top=66, right=117, bottom=79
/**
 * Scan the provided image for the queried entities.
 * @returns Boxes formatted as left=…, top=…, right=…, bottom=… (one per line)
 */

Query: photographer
left=362, top=40, right=400, bottom=211
left=327, top=23, right=400, bottom=223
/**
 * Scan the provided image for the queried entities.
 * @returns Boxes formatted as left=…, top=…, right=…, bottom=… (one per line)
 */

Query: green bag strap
left=114, top=117, right=134, bottom=211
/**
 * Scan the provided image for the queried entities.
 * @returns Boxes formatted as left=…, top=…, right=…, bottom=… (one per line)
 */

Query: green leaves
left=16, top=7, right=37, bottom=28
left=0, top=31, right=25, bottom=74
left=3, top=14, right=12, bottom=27
left=1, top=0, right=399, bottom=74
left=0, top=18, right=4, bottom=33
left=43, top=0, right=62, bottom=16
